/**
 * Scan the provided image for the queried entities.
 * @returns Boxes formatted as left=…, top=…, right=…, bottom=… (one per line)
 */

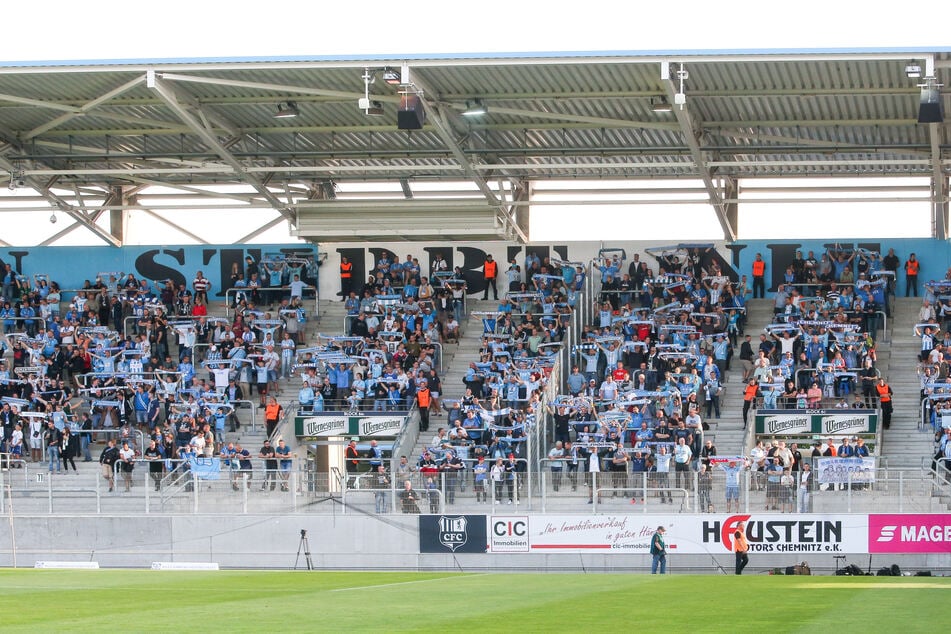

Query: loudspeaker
left=398, top=94, right=426, bottom=130
left=918, top=86, right=944, bottom=123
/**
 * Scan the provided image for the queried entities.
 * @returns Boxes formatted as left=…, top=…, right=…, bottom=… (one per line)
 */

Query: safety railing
left=224, top=286, right=317, bottom=318
left=4, top=452, right=948, bottom=516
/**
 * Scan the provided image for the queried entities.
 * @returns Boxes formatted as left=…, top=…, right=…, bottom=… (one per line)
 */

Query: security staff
left=752, top=253, right=766, bottom=298
left=734, top=521, right=749, bottom=575
left=875, top=377, right=893, bottom=429
left=482, top=254, right=498, bottom=300
left=339, top=256, right=353, bottom=300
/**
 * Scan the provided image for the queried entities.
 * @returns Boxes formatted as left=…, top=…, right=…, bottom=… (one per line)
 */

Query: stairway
left=715, top=299, right=776, bottom=457
left=878, top=297, right=936, bottom=470
left=405, top=299, right=497, bottom=460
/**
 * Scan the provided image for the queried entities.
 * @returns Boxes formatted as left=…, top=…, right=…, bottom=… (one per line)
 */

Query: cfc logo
left=437, top=516, right=469, bottom=552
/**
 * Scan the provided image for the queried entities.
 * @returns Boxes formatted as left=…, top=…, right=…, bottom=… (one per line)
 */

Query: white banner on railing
left=816, top=458, right=876, bottom=484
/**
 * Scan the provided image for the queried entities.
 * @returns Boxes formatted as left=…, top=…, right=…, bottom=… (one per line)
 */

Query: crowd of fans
left=913, top=279, right=951, bottom=475
left=0, top=253, right=316, bottom=490
left=534, top=244, right=915, bottom=510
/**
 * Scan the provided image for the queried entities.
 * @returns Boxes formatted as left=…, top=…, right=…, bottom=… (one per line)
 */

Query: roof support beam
left=0, top=154, right=121, bottom=246
left=930, top=122, right=948, bottom=239
left=147, top=72, right=296, bottom=225
left=22, top=75, right=145, bottom=141
left=411, top=72, right=528, bottom=243
left=136, top=206, right=211, bottom=244
left=661, top=62, right=737, bottom=242
left=236, top=214, right=287, bottom=244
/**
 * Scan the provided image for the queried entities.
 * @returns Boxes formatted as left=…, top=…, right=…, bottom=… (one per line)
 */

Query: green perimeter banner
left=755, top=409, right=877, bottom=435
left=295, top=412, right=408, bottom=438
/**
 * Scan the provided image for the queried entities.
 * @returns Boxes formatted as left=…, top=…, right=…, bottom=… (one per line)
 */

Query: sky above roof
left=5, top=1, right=945, bottom=65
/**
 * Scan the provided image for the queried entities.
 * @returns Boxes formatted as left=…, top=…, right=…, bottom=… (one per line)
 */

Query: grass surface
left=0, top=570, right=947, bottom=632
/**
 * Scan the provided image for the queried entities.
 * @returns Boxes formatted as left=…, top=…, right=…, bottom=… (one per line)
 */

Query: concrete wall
left=2, top=514, right=948, bottom=574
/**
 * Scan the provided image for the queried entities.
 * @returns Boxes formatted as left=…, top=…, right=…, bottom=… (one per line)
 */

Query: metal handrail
left=224, top=287, right=317, bottom=318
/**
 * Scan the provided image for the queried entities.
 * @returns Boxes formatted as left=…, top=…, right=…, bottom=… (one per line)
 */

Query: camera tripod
left=295, top=529, right=314, bottom=571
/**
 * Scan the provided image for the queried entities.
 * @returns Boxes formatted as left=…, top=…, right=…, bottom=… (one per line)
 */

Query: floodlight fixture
left=462, top=99, right=488, bottom=116
left=273, top=101, right=300, bottom=118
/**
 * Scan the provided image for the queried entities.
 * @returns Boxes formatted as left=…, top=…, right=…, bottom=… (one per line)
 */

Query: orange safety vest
left=734, top=529, right=748, bottom=553
left=875, top=383, right=891, bottom=402
left=743, top=383, right=759, bottom=402
left=340, top=261, right=352, bottom=279
left=265, top=402, right=281, bottom=421
left=416, top=388, right=432, bottom=408
left=905, top=260, right=919, bottom=276
left=483, top=259, right=498, bottom=280
left=752, top=260, right=765, bottom=277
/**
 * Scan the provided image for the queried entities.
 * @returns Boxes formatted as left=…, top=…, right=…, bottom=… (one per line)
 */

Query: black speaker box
left=398, top=94, right=426, bottom=130
left=918, top=87, right=944, bottom=123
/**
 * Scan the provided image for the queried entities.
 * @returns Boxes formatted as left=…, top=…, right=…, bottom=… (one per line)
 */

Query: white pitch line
left=329, top=574, right=487, bottom=593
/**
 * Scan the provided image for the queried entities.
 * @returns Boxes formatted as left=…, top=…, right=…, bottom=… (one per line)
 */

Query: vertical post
left=847, top=473, right=852, bottom=513
left=145, top=469, right=150, bottom=514
left=96, top=467, right=101, bottom=514
left=192, top=473, right=199, bottom=514
left=0, top=469, right=4, bottom=514
left=898, top=471, right=903, bottom=513
left=292, top=471, right=299, bottom=513
left=526, top=437, right=533, bottom=509
left=540, top=468, right=547, bottom=513
left=693, top=471, right=699, bottom=513
left=592, top=472, right=598, bottom=513
left=743, top=470, right=750, bottom=514
left=47, top=471, right=53, bottom=515
left=642, top=472, right=648, bottom=514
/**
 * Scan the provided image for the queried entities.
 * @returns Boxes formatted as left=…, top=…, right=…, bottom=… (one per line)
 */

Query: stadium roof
left=0, top=49, right=948, bottom=243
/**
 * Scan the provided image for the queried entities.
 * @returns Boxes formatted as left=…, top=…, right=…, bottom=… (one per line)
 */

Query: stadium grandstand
left=0, top=43, right=949, bottom=576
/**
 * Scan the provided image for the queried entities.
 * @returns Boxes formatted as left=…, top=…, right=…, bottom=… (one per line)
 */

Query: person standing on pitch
left=734, top=521, right=749, bottom=575
left=650, top=525, right=668, bottom=574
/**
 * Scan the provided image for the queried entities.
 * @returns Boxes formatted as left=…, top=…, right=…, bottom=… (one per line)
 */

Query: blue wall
left=726, top=238, right=951, bottom=294
left=0, top=244, right=317, bottom=298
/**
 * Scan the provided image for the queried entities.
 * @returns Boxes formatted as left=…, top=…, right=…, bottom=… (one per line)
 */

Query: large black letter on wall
left=135, top=249, right=186, bottom=288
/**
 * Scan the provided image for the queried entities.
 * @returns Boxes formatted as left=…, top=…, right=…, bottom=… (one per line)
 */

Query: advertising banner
left=816, top=457, right=876, bottom=484
left=416, top=514, right=951, bottom=556
left=295, top=413, right=408, bottom=438
left=868, top=514, right=951, bottom=554
left=419, top=515, right=488, bottom=553
left=485, top=514, right=868, bottom=555
left=761, top=413, right=813, bottom=435
left=297, top=415, right=349, bottom=437
left=754, top=410, right=877, bottom=435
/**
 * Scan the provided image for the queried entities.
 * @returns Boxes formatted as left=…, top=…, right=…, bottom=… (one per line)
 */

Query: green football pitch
left=0, top=569, right=947, bottom=632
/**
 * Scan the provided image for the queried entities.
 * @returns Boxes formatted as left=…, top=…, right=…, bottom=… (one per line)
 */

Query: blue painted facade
left=725, top=238, right=951, bottom=294
left=0, top=244, right=317, bottom=298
